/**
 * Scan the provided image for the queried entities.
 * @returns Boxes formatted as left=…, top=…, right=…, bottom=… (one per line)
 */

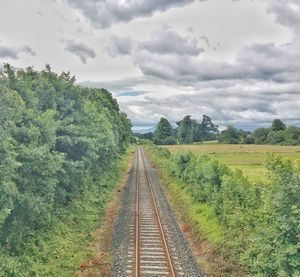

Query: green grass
left=163, top=144, right=300, bottom=182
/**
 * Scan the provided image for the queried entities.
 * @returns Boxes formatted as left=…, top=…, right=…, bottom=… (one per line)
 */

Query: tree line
left=0, top=64, right=132, bottom=254
left=136, top=116, right=300, bottom=145
left=219, top=119, right=300, bottom=145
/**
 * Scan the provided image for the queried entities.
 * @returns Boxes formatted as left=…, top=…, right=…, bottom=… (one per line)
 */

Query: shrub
left=148, top=145, right=300, bottom=276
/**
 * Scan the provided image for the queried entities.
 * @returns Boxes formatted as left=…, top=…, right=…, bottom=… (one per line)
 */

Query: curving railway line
left=111, top=147, right=204, bottom=277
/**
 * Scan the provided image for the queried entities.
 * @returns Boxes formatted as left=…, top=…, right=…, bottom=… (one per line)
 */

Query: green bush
left=146, top=145, right=300, bottom=276
left=243, top=154, right=300, bottom=276
left=0, top=65, right=132, bottom=270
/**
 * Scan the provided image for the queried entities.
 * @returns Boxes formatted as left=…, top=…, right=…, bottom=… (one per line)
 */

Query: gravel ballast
left=110, top=147, right=205, bottom=277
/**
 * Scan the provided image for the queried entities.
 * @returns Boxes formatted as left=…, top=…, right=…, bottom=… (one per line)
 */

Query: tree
left=218, top=126, right=240, bottom=144
left=243, top=135, right=255, bottom=144
left=0, top=85, right=23, bottom=232
left=253, top=128, right=271, bottom=144
left=154, top=118, right=175, bottom=145
left=191, top=120, right=202, bottom=142
left=177, top=115, right=193, bottom=144
left=267, top=130, right=285, bottom=145
left=201, top=115, right=219, bottom=139
left=192, top=115, right=219, bottom=142
left=284, top=126, right=300, bottom=145
left=0, top=64, right=132, bottom=253
left=272, top=119, right=286, bottom=131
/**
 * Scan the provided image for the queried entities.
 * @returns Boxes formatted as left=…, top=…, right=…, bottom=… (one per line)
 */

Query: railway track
left=126, top=148, right=180, bottom=276
left=111, top=147, right=203, bottom=277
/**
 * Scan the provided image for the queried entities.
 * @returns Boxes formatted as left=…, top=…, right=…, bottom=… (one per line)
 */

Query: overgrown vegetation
left=145, top=144, right=300, bottom=276
left=0, top=64, right=132, bottom=275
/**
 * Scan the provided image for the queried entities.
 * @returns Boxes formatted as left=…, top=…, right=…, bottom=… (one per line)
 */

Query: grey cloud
left=132, top=41, right=300, bottom=84
left=139, top=27, right=204, bottom=56
left=82, top=69, right=300, bottom=129
left=267, top=0, right=300, bottom=36
left=0, top=46, right=18, bottom=59
left=199, top=35, right=210, bottom=47
left=0, top=45, right=36, bottom=60
left=108, top=27, right=204, bottom=58
left=118, top=83, right=300, bottom=128
left=239, top=42, right=300, bottom=82
left=64, top=40, right=96, bottom=64
left=108, top=36, right=133, bottom=57
left=133, top=51, right=240, bottom=82
left=21, top=46, right=36, bottom=56
left=103, top=11, right=300, bottom=85
left=100, top=25, right=300, bottom=129
left=76, top=0, right=300, bottom=129
left=66, top=0, right=201, bottom=28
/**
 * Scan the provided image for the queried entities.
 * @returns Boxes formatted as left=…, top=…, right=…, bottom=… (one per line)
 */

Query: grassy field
left=163, top=144, right=300, bottom=182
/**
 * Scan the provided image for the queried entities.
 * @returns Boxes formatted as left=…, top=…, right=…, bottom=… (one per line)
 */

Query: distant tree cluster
left=219, top=119, right=300, bottom=145
left=137, top=117, right=299, bottom=146
left=151, top=115, right=219, bottom=145
left=0, top=64, right=132, bottom=253
left=135, top=117, right=299, bottom=146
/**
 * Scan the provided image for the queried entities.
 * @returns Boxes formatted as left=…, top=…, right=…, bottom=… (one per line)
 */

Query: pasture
left=163, top=144, right=300, bottom=182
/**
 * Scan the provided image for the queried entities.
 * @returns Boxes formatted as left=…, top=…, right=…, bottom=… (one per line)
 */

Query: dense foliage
left=177, top=115, right=194, bottom=144
left=146, top=145, right=300, bottom=276
left=153, top=117, right=176, bottom=145
left=0, top=64, right=132, bottom=257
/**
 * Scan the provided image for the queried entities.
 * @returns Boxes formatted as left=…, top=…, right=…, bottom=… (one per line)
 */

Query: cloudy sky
left=1, top=0, right=300, bottom=131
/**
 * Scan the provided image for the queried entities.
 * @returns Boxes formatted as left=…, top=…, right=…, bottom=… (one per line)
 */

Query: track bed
left=111, top=147, right=204, bottom=277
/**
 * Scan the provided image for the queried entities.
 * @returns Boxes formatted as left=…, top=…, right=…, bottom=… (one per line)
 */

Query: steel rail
left=135, top=149, right=140, bottom=277
left=139, top=148, right=176, bottom=277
